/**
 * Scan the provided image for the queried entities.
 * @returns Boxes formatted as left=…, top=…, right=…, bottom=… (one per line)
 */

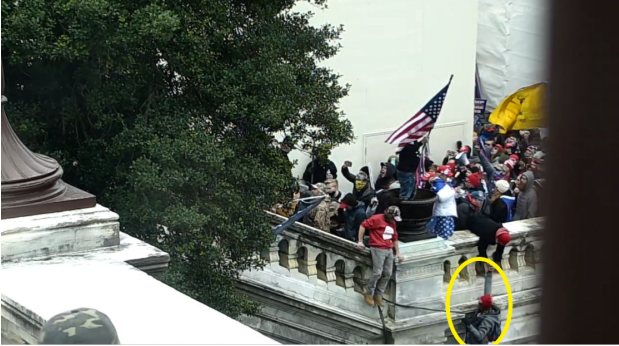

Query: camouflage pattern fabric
left=40, top=308, right=119, bottom=344
left=304, top=197, right=332, bottom=232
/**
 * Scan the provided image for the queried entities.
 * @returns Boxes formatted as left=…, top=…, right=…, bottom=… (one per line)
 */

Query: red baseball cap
left=509, top=154, right=519, bottom=162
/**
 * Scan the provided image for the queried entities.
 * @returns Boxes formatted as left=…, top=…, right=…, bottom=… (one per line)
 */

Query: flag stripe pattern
left=386, top=77, right=453, bottom=153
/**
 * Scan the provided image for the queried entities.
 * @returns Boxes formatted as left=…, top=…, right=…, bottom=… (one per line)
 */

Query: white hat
left=495, top=180, right=510, bottom=194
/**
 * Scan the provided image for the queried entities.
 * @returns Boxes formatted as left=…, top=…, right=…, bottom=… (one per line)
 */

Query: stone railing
left=261, top=213, right=543, bottom=310
left=239, top=213, right=543, bottom=343
left=262, top=213, right=374, bottom=295
left=443, top=218, right=543, bottom=305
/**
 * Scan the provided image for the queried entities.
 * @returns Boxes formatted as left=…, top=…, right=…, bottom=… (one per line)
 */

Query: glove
left=370, top=197, right=379, bottom=207
left=462, top=315, right=475, bottom=326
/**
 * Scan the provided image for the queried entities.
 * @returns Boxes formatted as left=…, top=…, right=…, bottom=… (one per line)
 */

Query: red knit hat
left=467, top=173, right=481, bottom=188
left=480, top=294, right=493, bottom=308
left=496, top=228, right=511, bottom=245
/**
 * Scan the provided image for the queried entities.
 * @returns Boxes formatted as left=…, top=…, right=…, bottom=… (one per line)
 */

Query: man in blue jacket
left=341, top=193, right=367, bottom=242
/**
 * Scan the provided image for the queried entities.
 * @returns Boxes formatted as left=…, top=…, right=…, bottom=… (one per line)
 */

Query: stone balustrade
left=262, top=213, right=375, bottom=296
left=238, top=213, right=543, bottom=344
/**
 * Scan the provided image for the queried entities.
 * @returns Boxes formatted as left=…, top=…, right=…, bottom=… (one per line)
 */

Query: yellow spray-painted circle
left=445, top=257, right=513, bottom=345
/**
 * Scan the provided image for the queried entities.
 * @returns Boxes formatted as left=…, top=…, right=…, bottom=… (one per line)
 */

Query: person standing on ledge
left=397, top=137, right=428, bottom=200
left=357, top=206, right=404, bottom=308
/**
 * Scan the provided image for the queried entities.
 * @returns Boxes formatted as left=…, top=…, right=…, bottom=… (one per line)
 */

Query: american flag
left=385, top=75, right=453, bottom=153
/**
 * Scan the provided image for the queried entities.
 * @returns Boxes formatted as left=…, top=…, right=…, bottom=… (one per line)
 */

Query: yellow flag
left=489, top=83, right=547, bottom=133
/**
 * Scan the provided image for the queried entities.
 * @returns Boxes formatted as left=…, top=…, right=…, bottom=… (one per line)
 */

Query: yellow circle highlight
left=445, top=257, right=513, bottom=345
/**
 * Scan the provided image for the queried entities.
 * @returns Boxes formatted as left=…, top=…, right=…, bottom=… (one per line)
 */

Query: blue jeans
left=398, top=170, right=417, bottom=200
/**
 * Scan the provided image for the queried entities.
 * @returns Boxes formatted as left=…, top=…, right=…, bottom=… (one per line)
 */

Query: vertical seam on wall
left=503, top=0, right=514, bottom=98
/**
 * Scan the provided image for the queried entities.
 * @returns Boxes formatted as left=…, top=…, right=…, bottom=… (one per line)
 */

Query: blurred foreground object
left=541, top=0, right=618, bottom=343
left=40, top=308, right=119, bottom=344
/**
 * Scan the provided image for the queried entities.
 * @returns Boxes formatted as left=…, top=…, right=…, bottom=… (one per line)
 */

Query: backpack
left=486, top=322, right=502, bottom=342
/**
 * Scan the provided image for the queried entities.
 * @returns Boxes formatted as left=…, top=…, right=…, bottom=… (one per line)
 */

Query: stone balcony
left=237, top=214, right=543, bottom=344
left=1, top=204, right=277, bottom=345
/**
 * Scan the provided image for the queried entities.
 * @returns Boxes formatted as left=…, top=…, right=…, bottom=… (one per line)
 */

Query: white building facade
left=289, top=0, right=480, bottom=193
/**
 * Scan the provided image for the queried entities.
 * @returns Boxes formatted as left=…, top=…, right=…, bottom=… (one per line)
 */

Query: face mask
left=355, top=181, right=367, bottom=191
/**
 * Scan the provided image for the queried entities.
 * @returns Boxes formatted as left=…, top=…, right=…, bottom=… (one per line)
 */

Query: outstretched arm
left=341, top=166, right=356, bottom=183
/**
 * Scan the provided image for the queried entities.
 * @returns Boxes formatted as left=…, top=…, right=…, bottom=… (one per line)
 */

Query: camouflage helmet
left=40, top=308, right=119, bottom=344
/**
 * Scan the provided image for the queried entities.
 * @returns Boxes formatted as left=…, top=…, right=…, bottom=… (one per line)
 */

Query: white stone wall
left=288, top=0, right=479, bottom=193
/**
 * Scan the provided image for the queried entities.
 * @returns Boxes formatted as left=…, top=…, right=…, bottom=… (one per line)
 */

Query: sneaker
left=374, top=295, right=384, bottom=307
left=364, top=294, right=375, bottom=306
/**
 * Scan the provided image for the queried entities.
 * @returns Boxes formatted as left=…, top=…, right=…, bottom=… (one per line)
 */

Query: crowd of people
left=273, top=124, right=545, bottom=309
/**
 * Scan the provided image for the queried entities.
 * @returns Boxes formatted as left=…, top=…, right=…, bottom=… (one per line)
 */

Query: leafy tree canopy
left=2, top=0, right=353, bottom=317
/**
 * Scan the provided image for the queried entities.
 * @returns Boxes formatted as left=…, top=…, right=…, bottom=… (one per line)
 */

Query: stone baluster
left=353, top=264, right=372, bottom=294
left=465, top=253, right=479, bottom=284
left=509, top=248, right=527, bottom=273
left=443, top=260, right=452, bottom=283
left=297, top=244, right=320, bottom=276
left=335, top=259, right=356, bottom=289
left=499, top=247, right=512, bottom=271
left=317, top=253, right=338, bottom=283
left=278, top=238, right=299, bottom=269
left=260, top=245, right=280, bottom=264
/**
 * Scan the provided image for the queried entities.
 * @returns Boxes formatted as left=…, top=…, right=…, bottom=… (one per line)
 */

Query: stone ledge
left=237, top=276, right=385, bottom=335
left=1, top=204, right=120, bottom=262
left=2, top=232, right=169, bottom=277
left=2, top=260, right=277, bottom=344
left=446, top=218, right=543, bottom=250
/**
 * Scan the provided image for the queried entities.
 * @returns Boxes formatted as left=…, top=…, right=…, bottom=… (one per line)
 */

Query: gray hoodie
left=513, top=171, right=537, bottom=221
left=465, top=306, right=502, bottom=344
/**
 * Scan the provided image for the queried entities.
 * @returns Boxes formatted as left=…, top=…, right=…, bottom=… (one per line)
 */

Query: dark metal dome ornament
left=1, top=63, right=96, bottom=219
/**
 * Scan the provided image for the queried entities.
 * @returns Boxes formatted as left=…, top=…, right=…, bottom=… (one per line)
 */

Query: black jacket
left=397, top=142, right=423, bottom=173
left=489, top=193, right=512, bottom=224
left=375, top=188, right=400, bottom=215
left=303, top=160, right=338, bottom=184
left=467, top=215, right=505, bottom=265
left=455, top=198, right=489, bottom=231
left=375, top=162, right=397, bottom=191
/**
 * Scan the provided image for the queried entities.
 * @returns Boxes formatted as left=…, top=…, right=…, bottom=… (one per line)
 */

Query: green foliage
left=2, top=0, right=353, bottom=317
